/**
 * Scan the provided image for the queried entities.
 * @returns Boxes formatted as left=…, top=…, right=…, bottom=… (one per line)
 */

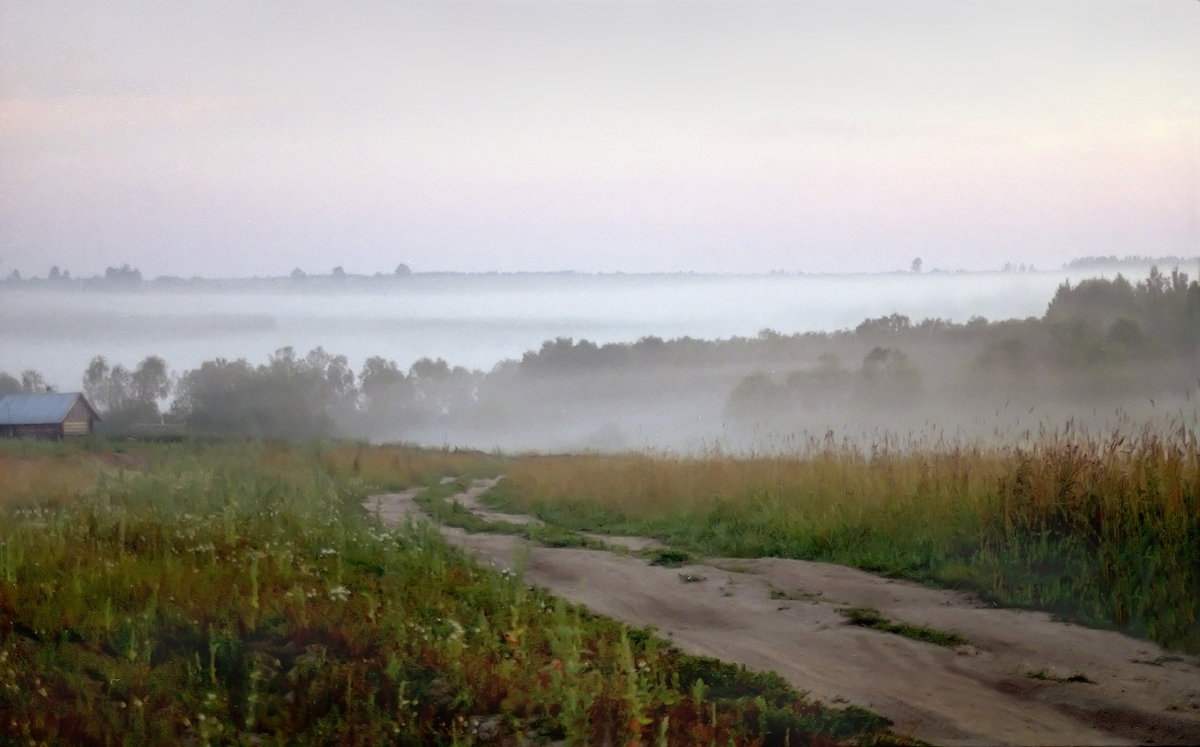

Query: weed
left=647, top=548, right=693, bottom=568
left=1026, top=669, right=1095, bottom=684
left=839, top=607, right=967, bottom=647
left=770, top=588, right=824, bottom=603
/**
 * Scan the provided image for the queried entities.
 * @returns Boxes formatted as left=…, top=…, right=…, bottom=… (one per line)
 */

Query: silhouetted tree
left=104, top=264, right=142, bottom=286
left=20, top=370, right=48, bottom=393
left=0, top=372, right=21, bottom=398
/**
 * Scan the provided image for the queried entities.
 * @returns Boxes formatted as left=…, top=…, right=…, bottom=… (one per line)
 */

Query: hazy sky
left=1, top=1, right=1197, bottom=278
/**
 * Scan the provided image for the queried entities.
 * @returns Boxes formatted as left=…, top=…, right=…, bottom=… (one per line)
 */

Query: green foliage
left=0, top=441, right=900, bottom=745
left=170, top=347, right=356, bottom=439
left=1046, top=267, right=1200, bottom=363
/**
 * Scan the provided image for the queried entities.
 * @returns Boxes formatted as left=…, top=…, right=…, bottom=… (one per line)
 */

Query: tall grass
left=0, top=440, right=900, bottom=744
left=495, top=425, right=1200, bottom=651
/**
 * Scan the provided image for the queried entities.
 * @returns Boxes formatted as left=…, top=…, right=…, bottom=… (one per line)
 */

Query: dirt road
left=366, top=479, right=1200, bottom=746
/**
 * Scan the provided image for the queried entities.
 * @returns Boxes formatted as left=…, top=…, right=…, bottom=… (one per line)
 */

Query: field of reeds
left=491, top=424, right=1200, bottom=653
left=0, top=438, right=900, bottom=745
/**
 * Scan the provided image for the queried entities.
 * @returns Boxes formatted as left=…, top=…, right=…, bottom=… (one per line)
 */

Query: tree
left=132, top=356, right=171, bottom=404
left=83, top=356, right=111, bottom=408
left=855, top=313, right=912, bottom=335
left=83, top=355, right=172, bottom=432
left=911, top=257, right=923, bottom=273
left=20, top=370, right=48, bottom=393
left=171, top=348, right=360, bottom=439
left=858, top=347, right=921, bottom=405
left=359, top=356, right=408, bottom=404
left=0, top=372, right=21, bottom=398
left=171, top=358, right=259, bottom=434
left=104, top=264, right=143, bottom=286
left=394, top=263, right=412, bottom=276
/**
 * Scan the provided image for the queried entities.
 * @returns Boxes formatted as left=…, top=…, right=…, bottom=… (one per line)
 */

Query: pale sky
left=1, top=1, right=1197, bottom=278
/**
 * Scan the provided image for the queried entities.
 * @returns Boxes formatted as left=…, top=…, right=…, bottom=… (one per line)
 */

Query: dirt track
left=366, top=479, right=1200, bottom=746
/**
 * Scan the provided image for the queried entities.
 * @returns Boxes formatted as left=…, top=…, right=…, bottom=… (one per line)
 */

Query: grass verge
left=492, top=426, right=1200, bottom=653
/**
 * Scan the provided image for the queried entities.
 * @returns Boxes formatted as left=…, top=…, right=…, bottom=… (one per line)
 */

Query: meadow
left=0, top=439, right=901, bottom=745
left=491, top=422, right=1200, bottom=653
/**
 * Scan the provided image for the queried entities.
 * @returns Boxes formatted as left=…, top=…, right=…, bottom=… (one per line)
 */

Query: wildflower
left=328, top=585, right=351, bottom=602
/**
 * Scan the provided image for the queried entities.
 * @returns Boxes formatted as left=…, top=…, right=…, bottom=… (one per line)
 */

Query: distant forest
left=3, top=255, right=1198, bottom=286
left=3, top=266, right=1199, bottom=449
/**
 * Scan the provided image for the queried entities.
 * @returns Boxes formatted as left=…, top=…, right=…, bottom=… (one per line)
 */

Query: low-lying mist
left=2, top=266, right=1197, bottom=453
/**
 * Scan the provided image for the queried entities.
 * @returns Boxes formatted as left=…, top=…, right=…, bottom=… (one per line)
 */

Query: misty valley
left=3, top=264, right=1198, bottom=452
left=4, top=262, right=1200, bottom=744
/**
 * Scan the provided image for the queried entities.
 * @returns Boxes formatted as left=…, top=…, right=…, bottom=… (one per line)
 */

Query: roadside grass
left=1, top=440, right=904, bottom=745
left=493, top=424, right=1200, bottom=653
left=1025, top=669, right=1095, bottom=684
left=839, top=607, right=966, bottom=647
left=414, top=478, right=609, bottom=550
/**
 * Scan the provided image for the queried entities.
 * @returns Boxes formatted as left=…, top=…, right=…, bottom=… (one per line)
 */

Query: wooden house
left=0, top=392, right=101, bottom=438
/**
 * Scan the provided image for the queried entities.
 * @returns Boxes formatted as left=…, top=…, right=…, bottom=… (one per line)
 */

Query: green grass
left=0, top=439, right=905, bottom=745
left=839, top=607, right=967, bottom=647
left=494, top=426, right=1200, bottom=652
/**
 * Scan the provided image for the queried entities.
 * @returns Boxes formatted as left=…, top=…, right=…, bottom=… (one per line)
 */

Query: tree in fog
left=351, top=356, right=415, bottom=436
left=0, top=369, right=57, bottom=397
left=131, top=356, right=171, bottom=405
left=20, top=370, right=48, bottom=393
left=0, top=372, right=22, bottom=398
left=171, top=347, right=358, bottom=439
left=171, top=358, right=259, bottom=434
left=724, top=371, right=789, bottom=422
left=103, top=264, right=142, bottom=286
left=83, top=355, right=172, bottom=432
left=406, top=357, right=481, bottom=425
left=857, top=347, right=921, bottom=406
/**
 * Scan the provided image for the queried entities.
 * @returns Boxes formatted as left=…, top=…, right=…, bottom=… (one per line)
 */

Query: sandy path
left=365, top=479, right=1200, bottom=746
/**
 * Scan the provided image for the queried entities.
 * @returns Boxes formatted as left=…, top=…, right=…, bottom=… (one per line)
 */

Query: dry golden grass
left=316, top=443, right=502, bottom=487
left=500, top=426, right=1200, bottom=650
left=504, top=444, right=1008, bottom=529
left=0, top=448, right=128, bottom=509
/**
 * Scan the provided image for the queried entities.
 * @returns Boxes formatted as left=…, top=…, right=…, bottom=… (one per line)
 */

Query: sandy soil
left=365, top=479, right=1200, bottom=746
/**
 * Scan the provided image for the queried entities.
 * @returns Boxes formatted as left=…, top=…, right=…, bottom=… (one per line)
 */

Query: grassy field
left=0, top=439, right=902, bottom=745
left=491, top=424, right=1200, bottom=653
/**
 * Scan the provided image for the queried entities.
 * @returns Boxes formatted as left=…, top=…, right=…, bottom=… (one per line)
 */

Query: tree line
left=3, top=267, right=1198, bottom=444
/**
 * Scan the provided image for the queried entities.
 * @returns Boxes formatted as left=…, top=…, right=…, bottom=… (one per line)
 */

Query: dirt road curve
left=366, top=479, right=1200, bottom=746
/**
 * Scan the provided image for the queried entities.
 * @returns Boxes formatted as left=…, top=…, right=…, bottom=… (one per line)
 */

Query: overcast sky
left=1, top=1, right=1197, bottom=278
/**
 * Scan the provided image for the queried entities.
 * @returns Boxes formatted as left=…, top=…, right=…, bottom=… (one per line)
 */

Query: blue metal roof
left=0, top=393, right=91, bottom=425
